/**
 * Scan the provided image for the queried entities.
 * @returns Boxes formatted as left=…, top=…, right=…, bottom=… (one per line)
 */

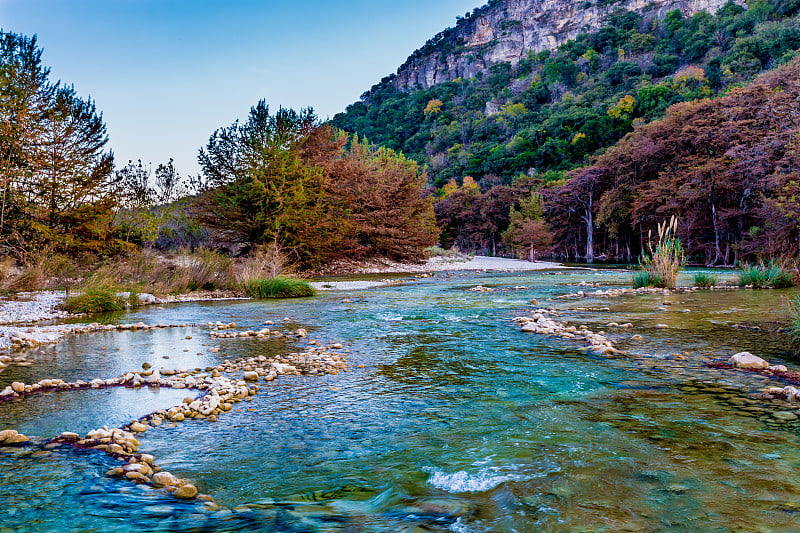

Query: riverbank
left=319, top=255, right=567, bottom=276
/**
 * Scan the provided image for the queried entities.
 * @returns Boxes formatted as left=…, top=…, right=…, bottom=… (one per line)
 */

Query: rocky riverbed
left=0, top=323, right=349, bottom=508
left=1, top=268, right=799, bottom=532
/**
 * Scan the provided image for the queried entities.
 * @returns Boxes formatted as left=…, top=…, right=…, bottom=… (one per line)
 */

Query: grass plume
left=634, top=216, right=684, bottom=289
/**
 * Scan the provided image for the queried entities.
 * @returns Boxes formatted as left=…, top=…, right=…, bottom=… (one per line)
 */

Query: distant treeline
left=0, top=31, right=437, bottom=268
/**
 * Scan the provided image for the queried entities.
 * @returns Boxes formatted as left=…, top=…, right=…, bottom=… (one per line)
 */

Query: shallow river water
left=1, top=268, right=800, bottom=532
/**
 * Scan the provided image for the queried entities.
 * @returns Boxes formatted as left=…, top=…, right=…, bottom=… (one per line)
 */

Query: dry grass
left=234, top=243, right=291, bottom=284
left=91, top=248, right=234, bottom=295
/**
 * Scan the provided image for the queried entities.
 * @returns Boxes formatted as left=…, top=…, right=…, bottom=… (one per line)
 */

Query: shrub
left=693, top=271, right=719, bottom=288
left=739, top=261, right=795, bottom=288
left=238, top=276, right=315, bottom=299
left=67, top=287, right=127, bottom=314
left=635, top=216, right=684, bottom=289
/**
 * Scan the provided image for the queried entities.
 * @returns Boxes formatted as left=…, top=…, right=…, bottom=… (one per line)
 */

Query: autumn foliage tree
left=503, top=192, right=553, bottom=261
left=195, top=103, right=437, bottom=267
left=549, top=56, right=800, bottom=264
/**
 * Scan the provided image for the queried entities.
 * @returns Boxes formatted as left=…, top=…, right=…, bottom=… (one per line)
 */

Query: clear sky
left=0, top=0, right=482, bottom=177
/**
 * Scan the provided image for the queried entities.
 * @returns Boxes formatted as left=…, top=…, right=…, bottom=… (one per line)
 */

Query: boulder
left=151, top=471, right=179, bottom=488
left=174, top=483, right=199, bottom=499
left=728, top=352, right=769, bottom=369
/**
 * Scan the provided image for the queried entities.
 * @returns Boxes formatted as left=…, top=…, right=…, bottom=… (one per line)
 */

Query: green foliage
left=738, top=262, right=795, bottom=288
left=636, top=217, right=684, bottom=289
left=197, top=105, right=437, bottom=267
left=633, top=270, right=662, bottom=289
left=693, top=271, right=719, bottom=288
left=333, top=1, right=800, bottom=196
left=67, top=280, right=127, bottom=314
left=238, top=276, right=315, bottom=299
left=1, top=32, right=119, bottom=259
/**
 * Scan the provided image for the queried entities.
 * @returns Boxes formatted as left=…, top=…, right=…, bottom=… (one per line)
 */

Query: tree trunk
left=584, top=203, right=594, bottom=263
left=711, top=203, right=722, bottom=265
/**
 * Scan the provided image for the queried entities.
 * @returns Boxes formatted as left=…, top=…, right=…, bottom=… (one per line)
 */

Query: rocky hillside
left=395, top=0, right=744, bottom=89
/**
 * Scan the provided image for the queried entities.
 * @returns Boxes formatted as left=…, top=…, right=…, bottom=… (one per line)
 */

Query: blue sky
left=0, top=0, right=482, bottom=176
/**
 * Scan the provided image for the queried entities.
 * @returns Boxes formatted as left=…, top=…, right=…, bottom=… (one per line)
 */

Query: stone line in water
left=0, top=323, right=350, bottom=508
left=514, top=293, right=800, bottom=424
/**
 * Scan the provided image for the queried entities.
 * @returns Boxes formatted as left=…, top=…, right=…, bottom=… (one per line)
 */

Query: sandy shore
left=310, top=256, right=567, bottom=291
left=345, top=255, right=566, bottom=274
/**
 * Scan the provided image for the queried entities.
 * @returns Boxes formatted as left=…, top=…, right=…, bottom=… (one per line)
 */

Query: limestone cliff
left=393, top=0, right=746, bottom=90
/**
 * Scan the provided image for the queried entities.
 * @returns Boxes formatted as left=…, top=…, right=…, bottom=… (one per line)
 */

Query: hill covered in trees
left=332, top=0, right=800, bottom=261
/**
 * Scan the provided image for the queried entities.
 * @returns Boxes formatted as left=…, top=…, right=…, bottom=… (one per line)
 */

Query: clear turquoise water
left=1, top=269, right=800, bottom=532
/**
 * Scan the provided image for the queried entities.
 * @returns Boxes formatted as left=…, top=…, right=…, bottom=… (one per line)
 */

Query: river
left=1, top=268, right=799, bottom=532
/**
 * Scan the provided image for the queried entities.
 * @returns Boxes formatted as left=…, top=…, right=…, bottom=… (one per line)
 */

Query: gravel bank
left=348, top=256, right=566, bottom=274
left=0, top=292, right=68, bottom=325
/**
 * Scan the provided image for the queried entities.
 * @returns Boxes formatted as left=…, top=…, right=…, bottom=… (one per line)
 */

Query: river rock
left=10, top=382, right=24, bottom=393
left=773, top=411, right=798, bottom=421
left=728, top=352, right=770, bottom=369
left=243, top=371, right=259, bottom=381
left=768, top=365, right=788, bottom=372
left=1, top=431, right=29, bottom=445
left=151, top=471, right=179, bottom=488
left=129, top=421, right=149, bottom=433
left=174, top=483, right=199, bottom=499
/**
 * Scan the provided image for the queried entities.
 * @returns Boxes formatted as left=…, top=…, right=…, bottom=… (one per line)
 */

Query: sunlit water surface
left=1, top=269, right=800, bottom=532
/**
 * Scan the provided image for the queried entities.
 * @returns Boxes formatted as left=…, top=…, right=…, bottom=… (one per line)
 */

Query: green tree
left=1, top=32, right=118, bottom=256
left=196, top=100, right=324, bottom=258
left=503, top=191, right=553, bottom=260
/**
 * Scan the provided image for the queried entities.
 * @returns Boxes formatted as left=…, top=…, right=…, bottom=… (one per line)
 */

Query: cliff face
left=394, top=0, right=745, bottom=90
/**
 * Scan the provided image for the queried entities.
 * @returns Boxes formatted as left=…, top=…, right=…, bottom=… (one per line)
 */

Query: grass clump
left=67, top=288, right=127, bottom=314
left=66, top=275, right=129, bottom=314
left=238, top=276, right=315, bottom=299
left=738, top=261, right=795, bottom=288
left=788, top=297, right=800, bottom=352
left=693, top=271, right=719, bottom=288
left=634, top=216, right=684, bottom=289
left=633, top=270, right=661, bottom=289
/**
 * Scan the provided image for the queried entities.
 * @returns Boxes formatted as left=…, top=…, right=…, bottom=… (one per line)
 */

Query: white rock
left=728, top=352, right=769, bottom=369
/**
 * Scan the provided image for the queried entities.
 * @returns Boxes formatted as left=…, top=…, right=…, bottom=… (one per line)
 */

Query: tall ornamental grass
left=634, top=216, right=684, bottom=289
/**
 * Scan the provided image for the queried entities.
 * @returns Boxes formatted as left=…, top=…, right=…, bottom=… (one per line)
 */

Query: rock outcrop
left=393, top=0, right=746, bottom=90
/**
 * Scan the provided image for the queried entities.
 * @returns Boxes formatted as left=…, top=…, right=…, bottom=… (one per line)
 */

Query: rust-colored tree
left=549, top=56, right=800, bottom=264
